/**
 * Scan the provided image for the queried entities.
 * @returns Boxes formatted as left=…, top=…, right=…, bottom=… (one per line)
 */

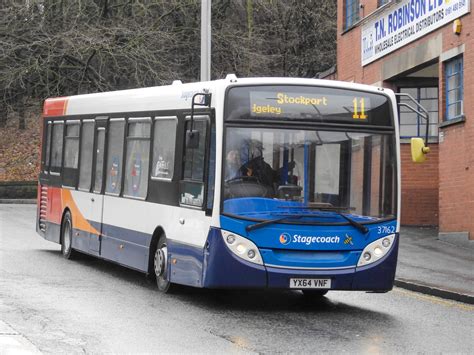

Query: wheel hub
left=154, top=246, right=167, bottom=277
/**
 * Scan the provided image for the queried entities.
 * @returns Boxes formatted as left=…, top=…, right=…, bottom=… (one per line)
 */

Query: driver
left=225, top=149, right=248, bottom=181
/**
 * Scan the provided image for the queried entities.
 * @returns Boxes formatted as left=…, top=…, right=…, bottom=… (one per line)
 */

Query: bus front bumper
left=202, top=228, right=399, bottom=292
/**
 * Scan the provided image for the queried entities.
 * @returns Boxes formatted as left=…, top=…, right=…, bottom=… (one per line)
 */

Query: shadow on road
left=38, top=249, right=394, bottom=322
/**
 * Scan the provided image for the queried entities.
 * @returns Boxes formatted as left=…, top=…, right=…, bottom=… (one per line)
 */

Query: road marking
left=394, top=287, right=474, bottom=311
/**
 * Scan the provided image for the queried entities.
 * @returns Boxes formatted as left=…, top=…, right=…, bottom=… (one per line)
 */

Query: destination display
left=225, top=85, right=392, bottom=126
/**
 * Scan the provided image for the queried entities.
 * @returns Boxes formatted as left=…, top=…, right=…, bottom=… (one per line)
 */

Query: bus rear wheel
left=154, top=236, right=176, bottom=293
left=61, top=211, right=76, bottom=259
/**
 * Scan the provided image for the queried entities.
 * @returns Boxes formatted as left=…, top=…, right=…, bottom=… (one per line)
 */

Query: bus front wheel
left=154, top=236, right=176, bottom=293
left=61, top=211, right=76, bottom=259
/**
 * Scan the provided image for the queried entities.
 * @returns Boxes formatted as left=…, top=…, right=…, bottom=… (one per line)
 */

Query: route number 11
left=352, top=98, right=367, bottom=120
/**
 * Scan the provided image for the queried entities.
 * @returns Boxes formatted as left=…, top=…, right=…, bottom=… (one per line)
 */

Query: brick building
left=334, top=0, right=472, bottom=241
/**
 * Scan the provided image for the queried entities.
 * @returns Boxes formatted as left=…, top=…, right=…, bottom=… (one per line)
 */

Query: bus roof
left=42, top=76, right=394, bottom=118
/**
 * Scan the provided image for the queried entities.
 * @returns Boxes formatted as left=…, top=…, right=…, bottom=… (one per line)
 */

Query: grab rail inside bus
left=395, top=93, right=430, bottom=163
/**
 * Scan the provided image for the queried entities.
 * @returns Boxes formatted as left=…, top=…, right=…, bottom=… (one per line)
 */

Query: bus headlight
left=357, top=234, right=395, bottom=267
left=221, top=230, right=263, bottom=265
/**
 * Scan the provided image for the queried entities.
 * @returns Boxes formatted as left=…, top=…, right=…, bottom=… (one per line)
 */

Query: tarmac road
left=1, top=204, right=473, bottom=354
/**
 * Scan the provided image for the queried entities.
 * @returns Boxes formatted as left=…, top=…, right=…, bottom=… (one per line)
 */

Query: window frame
left=105, top=118, right=126, bottom=197
left=123, top=117, right=152, bottom=200
left=43, top=121, right=53, bottom=174
left=49, top=120, right=65, bottom=176
left=78, top=119, right=96, bottom=192
left=398, top=86, right=439, bottom=139
left=62, top=120, right=81, bottom=189
left=179, top=115, right=211, bottom=210
left=151, top=116, right=178, bottom=182
left=344, top=0, right=360, bottom=30
left=93, top=126, right=107, bottom=194
left=445, top=56, right=464, bottom=121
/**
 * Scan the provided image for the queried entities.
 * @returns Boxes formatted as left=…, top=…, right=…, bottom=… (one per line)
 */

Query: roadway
left=0, top=204, right=473, bottom=353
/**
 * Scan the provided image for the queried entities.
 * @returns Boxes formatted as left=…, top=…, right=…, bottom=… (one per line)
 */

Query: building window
left=344, top=0, right=360, bottom=29
left=399, top=87, right=439, bottom=139
left=378, top=0, right=390, bottom=7
left=445, top=57, right=463, bottom=121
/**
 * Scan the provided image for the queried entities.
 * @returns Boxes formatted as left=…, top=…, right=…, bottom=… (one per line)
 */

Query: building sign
left=361, top=0, right=470, bottom=66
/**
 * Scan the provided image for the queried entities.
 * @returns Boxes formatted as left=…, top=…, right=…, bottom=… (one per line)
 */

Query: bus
left=36, top=75, right=428, bottom=296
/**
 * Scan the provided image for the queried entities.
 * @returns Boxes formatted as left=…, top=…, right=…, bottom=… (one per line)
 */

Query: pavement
left=397, top=226, right=474, bottom=304
left=0, top=320, right=41, bottom=354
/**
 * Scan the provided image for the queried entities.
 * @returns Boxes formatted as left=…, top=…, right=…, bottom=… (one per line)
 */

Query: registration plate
left=289, top=278, right=331, bottom=289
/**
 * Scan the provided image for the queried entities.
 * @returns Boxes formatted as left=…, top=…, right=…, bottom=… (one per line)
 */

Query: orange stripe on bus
left=43, top=97, right=69, bottom=117
left=61, top=189, right=100, bottom=235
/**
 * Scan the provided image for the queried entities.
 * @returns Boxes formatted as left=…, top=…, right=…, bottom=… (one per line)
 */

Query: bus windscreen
left=225, top=85, right=393, bottom=127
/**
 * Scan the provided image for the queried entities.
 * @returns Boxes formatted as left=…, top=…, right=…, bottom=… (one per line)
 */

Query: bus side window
left=63, top=122, right=80, bottom=187
left=105, top=119, right=125, bottom=195
left=180, top=119, right=208, bottom=208
left=50, top=121, right=64, bottom=175
left=124, top=120, right=151, bottom=199
left=43, top=122, right=52, bottom=173
left=152, top=118, right=177, bottom=181
left=64, top=123, right=80, bottom=170
left=78, top=121, right=95, bottom=191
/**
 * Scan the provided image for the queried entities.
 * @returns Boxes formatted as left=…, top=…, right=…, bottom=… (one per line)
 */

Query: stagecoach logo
left=279, top=233, right=341, bottom=246
left=279, top=233, right=291, bottom=245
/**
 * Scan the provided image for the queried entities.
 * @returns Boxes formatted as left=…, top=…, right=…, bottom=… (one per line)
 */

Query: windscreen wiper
left=246, top=215, right=305, bottom=232
left=277, top=205, right=369, bottom=234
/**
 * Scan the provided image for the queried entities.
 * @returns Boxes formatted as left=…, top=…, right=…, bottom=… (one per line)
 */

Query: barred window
left=445, top=57, right=463, bottom=121
left=344, top=0, right=360, bottom=30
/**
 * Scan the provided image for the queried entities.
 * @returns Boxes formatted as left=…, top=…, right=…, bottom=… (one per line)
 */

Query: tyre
left=61, top=211, right=76, bottom=259
left=154, top=235, right=177, bottom=293
left=301, top=290, right=328, bottom=298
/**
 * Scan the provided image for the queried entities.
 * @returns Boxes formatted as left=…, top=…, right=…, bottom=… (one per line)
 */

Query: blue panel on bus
left=202, top=228, right=267, bottom=288
left=260, top=248, right=361, bottom=269
left=168, top=240, right=204, bottom=288
left=220, top=214, right=397, bottom=251
left=352, top=235, right=399, bottom=291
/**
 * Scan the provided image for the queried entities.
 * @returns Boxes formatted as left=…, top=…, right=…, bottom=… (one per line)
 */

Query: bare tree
left=0, top=0, right=336, bottom=128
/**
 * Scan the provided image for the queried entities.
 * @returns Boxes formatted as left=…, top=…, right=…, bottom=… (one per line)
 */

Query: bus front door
left=89, top=124, right=107, bottom=254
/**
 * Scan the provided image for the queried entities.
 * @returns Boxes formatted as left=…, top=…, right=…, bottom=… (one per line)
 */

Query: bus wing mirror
left=411, top=137, right=430, bottom=163
left=186, top=130, right=200, bottom=149
left=193, top=93, right=211, bottom=107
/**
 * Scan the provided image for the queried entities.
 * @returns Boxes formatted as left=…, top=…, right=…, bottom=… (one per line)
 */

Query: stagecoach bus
left=37, top=75, right=423, bottom=296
